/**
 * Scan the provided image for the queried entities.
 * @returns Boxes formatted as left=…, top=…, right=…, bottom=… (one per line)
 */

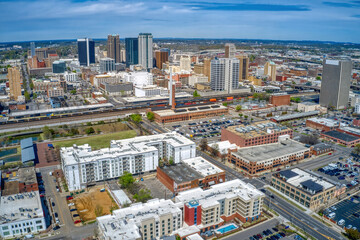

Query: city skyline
left=1, top=0, right=360, bottom=43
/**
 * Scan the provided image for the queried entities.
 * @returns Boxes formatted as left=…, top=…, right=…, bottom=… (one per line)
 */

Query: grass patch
left=53, top=130, right=137, bottom=149
left=267, top=188, right=307, bottom=212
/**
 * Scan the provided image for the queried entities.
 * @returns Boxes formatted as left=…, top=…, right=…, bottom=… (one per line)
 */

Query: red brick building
left=306, top=118, right=340, bottom=132
left=1, top=167, right=39, bottom=196
left=321, top=130, right=360, bottom=147
left=221, top=120, right=293, bottom=148
left=157, top=157, right=225, bottom=193
left=269, top=93, right=290, bottom=106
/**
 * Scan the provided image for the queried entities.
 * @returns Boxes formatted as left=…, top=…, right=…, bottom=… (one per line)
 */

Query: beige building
left=33, top=80, right=61, bottom=94
left=264, top=61, right=276, bottom=81
left=180, top=56, right=191, bottom=71
left=97, top=199, right=182, bottom=240
left=236, top=55, right=249, bottom=81
left=249, top=75, right=262, bottom=86
left=203, top=58, right=212, bottom=80
left=224, top=43, right=236, bottom=58
left=189, top=74, right=208, bottom=87
left=7, top=67, right=22, bottom=101
left=193, top=63, right=204, bottom=75
left=47, top=87, right=64, bottom=97
left=297, top=102, right=327, bottom=114
left=271, top=168, right=336, bottom=210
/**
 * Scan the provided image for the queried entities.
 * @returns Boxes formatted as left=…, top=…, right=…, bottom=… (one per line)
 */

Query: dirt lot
left=74, top=185, right=118, bottom=222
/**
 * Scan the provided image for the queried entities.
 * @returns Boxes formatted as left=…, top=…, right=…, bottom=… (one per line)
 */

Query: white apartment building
left=188, top=74, right=208, bottom=87
left=97, top=199, right=182, bottom=240
left=210, top=58, right=240, bottom=94
left=93, top=73, right=122, bottom=87
left=124, top=71, right=153, bottom=87
left=61, top=133, right=196, bottom=191
left=134, top=85, right=168, bottom=97
left=175, top=179, right=264, bottom=230
left=0, top=191, right=46, bottom=238
left=138, top=33, right=153, bottom=70
left=180, top=56, right=191, bottom=71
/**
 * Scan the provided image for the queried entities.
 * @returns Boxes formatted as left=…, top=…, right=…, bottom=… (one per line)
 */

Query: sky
left=0, top=0, right=360, bottom=43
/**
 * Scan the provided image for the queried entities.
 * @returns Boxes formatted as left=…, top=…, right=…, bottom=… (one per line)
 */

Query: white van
left=338, top=219, right=345, bottom=225
left=328, top=213, right=336, bottom=218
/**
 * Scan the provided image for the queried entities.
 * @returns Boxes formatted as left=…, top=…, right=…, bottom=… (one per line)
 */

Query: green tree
left=193, top=90, right=200, bottom=97
left=253, top=93, right=259, bottom=99
left=199, top=138, right=208, bottom=151
left=239, top=113, right=243, bottom=118
left=222, top=102, right=228, bottom=107
left=42, top=126, right=54, bottom=139
left=24, top=91, right=30, bottom=101
left=345, top=228, right=360, bottom=240
left=235, top=105, right=242, bottom=112
left=85, top=127, right=95, bottom=134
left=119, top=171, right=135, bottom=189
left=146, top=112, right=155, bottom=122
left=133, top=189, right=152, bottom=203
left=169, top=156, right=174, bottom=165
left=244, top=115, right=248, bottom=120
left=316, top=76, right=321, bottom=80
left=70, top=90, right=76, bottom=95
left=32, top=92, right=37, bottom=99
left=352, top=144, right=360, bottom=156
left=211, top=144, right=219, bottom=157
left=86, top=122, right=92, bottom=126
left=130, top=114, right=142, bottom=124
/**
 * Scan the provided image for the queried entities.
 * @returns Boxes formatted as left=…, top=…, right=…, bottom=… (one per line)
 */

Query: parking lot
left=166, top=116, right=243, bottom=143
left=324, top=196, right=360, bottom=230
left=317, top=156, right=359, bottom=189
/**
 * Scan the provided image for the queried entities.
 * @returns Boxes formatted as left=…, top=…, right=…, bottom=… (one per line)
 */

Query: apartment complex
left=221, top=120, right=293, bottom=148
left=271, top=168, right=336, bottom=209
left=7, top=67, right=22, bottom=101
left=157, top=157, right=225, bottom=193
left=97, top=199, right=182, bottom=240
left=224, top=43, right=236, bottom=58
left=107, top=34, right=121, bottom=63
left=175, top=179, right=264, bottom=232
left=228, top=136, right=311, bottom=176
left=0, top=191, right=46, bottom=238
left=61, top=133, right=196, bottom=191
left=210, top=58, right=239, bottom=93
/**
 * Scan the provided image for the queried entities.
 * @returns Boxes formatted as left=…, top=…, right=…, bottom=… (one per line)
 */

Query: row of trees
left=119, top=172, right=152, bottom=203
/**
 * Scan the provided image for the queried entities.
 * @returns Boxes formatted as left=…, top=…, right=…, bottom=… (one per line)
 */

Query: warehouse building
left=157, top=157, right=225, bottom=193
left=228, top=135, right=312, bottom=176
left=321, top=130, right=360, bottom=147
left=306, top=117, right=343, bottom=132
left=61, top=133, right=196, bottom=191
left=221, top=120, right=293, bottom=148
left=271, top=168, right=336, bottom=210
left=271, top=111, right=319, bottom=123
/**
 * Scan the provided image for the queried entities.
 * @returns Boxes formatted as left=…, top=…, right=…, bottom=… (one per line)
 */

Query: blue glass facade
left=125, top=38, right=138, bottom=67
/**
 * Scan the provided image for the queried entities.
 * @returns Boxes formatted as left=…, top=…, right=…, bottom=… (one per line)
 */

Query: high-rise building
left=125, top=38, right=138, bottom=67
left=236, top=55, right=249, bottom=81
left=99, top=58, right=115, bottom=73
left=52, top=60, right=66, bottom=73
left=120, top=49, right=126, bottom=63
left=320, top=59, right=352, bottom=109
left=224, top=43, right=236, bottom=58
left=264, top=61, right=276, bottom=81
left=7, top=67, right=22, bottom=101
left=77, top=38, right=95, bottom=66
left=107, top=34, right=121, bottom=63
left=210, top=58, right=239, bottom=93
left=180, top=55, right=191, bottom=71
left=203, top=57, right=212, bottom=81
left=30, top=42, right=35, bottom=57
left=138, top=33, right=153, bottom=70
left=155, top=50, right=168, bottom=69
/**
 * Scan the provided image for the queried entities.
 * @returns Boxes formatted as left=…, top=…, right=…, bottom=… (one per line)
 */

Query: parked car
left=74, top=220, right=81, bottom=224
left=338, top=219, right=345, bottom=225
left=68, top=203, right=75, bottom=207
left=70, top=209, right=77, bottom=212
left=73, top=214, right=79, bottom=217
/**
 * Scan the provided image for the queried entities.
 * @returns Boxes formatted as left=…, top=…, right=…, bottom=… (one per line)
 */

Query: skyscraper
left=236, top=55, right=249, bottom=81
left=7, top=67, right=22, bottom=101
left=203, top=57, right=212, bottom=81
left=77, top=38, right=95, bottom=66
left=320, top=59, right=352, bottom=109
left=107, top=35, right=121, bottom=63
left=30, top=42, right=35, bottom=57
left=210, top=58, right=239, bottom=94
left=224, top=43, right=236, bottom=58
left=100, top=58, right=115, bottom=73
left=125, top=38, right=138, bottom=67
left=264, top=61, right=276, bottom=81
left=155, top=50, right=168, bottom=69
left=138, top=33, right=153, bottom=70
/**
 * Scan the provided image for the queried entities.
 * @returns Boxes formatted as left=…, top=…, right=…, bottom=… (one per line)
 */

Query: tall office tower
left=264, top=61, right=276, bottom=81
left=210, top=58, right=239, bottom=93
left=224, top=43, right=236, bottom=58
left=138, top=33, right=153, bottom=70
left=7, top=67, right=22, bottom=101
left=100, top=58, right=115, bottom=73
left=180, top=56, right=191, bottom=71
left=203, top=57, right=212, bottom=81
left=320, top=59, right=352, bottom=109
left=236, top=55, right=249, bottom=81
left=155, top=50, right=168, bottom=69
left=30, top=42, right=35, bottom=57
left=77, top=38, right=95, bottom=66
left=107, top=34, right=121, bottom=63
left=125, top=38, right=138, bottom=67
left=120, top=49, right=126, bottom=63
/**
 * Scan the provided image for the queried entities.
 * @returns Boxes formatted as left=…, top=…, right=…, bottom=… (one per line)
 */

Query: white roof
left=285, top=168, right=334, bottom=191
left=174, top=225, right=200, bottom=238
left=208, top=140, right=237, bottom=155
left=181, top=157, right=224, bottom=177
left=187, top=234, right=203, bottom=240
left=0, top=191, right=44, bottom=224
left=112, top=190, right=131, bottom=205
left=307, top=117, right=346, bottom=128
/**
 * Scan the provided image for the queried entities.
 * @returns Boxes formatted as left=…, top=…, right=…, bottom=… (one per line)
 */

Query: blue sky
left=0, top=0, right=359, bottom=43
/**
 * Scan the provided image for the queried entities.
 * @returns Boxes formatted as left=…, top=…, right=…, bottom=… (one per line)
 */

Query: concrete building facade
left=138, top=33, right=153, bottom=70
left=210, top=58, right=239, bottom=93
left=107, top=34, right=121, bottom=63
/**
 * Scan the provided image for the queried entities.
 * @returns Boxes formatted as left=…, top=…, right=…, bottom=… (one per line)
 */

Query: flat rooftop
left=123, top=92, right=191, bottom=103
left=307, top=117, right=344, bottom=128
left=225, top=120, right=290, bottom=139
left=97, top=199, right=181, bottom=240
left=175, top=179, right=264, bottom=209
left=154, top=104, right=227, bottom=117
left=231, top=139, right=309, bottom=162
left=0, top=191, right=44, bottom=224
left=272, top=111, right=319, bottom=122
left=181, top=157, right=224, bottom=177
left=322, top=130, right=360, bottom=143
left=161, top=163, right=203, bottom=184
left=277, top=168, right=334, bottom=195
